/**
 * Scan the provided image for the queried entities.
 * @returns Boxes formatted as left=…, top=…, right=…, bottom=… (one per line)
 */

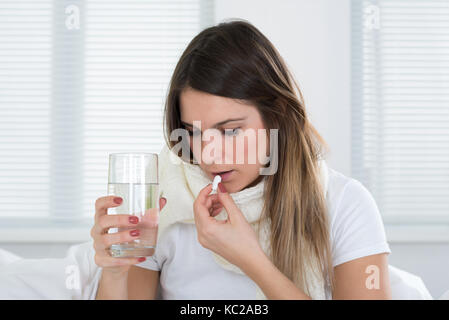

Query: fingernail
left=138, top=257, right=146, bottom=262
left=113, top=197, right=123, bottom=204
left=218, top=182, right=227, bottom=193
left=130, top=229, right=140, bottom=237
left=161, top=197, right=167, bottom=206
left=129, top=216, right=139, bottom=224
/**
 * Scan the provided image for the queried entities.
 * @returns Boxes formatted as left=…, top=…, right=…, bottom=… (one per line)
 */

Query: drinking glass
left=107, top=153, right=159, bottom=258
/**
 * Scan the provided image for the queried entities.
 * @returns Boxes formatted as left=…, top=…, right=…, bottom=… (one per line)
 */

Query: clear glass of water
left=107, top=153, right=159, bottom=258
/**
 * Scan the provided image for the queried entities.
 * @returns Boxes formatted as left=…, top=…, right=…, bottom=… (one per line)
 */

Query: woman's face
left=179, top=87, right=268, bottom=193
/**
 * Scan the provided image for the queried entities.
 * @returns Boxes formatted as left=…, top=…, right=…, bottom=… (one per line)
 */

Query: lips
left=212, top=170, right=234, bottom=182
left=212, top=170, right=232, bottom=176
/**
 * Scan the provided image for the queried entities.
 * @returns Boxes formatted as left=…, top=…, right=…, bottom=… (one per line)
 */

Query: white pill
left=212, top=175, right=222, bottom=192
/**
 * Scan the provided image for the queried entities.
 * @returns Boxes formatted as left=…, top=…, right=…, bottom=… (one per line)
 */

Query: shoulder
left=326, top=167, right=378, bottom=225
left=325, top=167, right=391, bottom=267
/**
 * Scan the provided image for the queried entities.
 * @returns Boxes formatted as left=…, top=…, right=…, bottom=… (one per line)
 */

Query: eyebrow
left=181, top=117, right=247, bottom=129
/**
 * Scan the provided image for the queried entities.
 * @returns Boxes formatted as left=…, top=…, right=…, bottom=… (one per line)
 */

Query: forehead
left=179, top=88, right=253, bottom=125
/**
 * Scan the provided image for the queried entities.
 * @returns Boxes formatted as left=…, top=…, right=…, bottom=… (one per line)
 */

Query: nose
left=201, top=134, right=225, bottom=165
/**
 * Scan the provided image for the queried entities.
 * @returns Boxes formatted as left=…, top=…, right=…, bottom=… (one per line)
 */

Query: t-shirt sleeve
left=330, top=179, right=391, bottom=268
left=135, top=253, right=160, bottom=271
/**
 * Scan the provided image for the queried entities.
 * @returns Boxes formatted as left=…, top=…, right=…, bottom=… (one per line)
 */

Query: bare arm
left=96, top=269, right=129, bottom=300
left=96, top=265, right=159, bottom=300
left=242, top=251, right=391, bottom=300
left=127, top=266, right=159, bottom=300
left=332, top=253, right=391, bottom=299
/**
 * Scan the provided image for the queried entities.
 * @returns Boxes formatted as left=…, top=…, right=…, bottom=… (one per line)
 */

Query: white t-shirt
left=136, top=167, right=391, bottom=299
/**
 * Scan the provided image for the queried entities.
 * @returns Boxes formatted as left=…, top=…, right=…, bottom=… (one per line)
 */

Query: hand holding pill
left=192, top=178, right=265, bottom=271
left=212, top=175, right=222, bottom=193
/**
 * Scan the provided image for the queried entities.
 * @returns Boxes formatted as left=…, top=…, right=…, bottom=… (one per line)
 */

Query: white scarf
left=156, top=144, right=330, bottom=300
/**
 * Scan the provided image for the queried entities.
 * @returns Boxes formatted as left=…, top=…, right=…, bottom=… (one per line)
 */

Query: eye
left=187, top=129, right=201, bottom=137
left=223, top=128, right=241, bottom=136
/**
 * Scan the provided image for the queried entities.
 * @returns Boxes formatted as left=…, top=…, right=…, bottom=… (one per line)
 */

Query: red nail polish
left=130, top=229, right=140, bottom=237
left=138, top=257, right=146, bottom=262
left=113, top=197, right=123, bottom=204
left=129, top=216, right=139, bottom=224
left=218, top=182, right=227, bottom=193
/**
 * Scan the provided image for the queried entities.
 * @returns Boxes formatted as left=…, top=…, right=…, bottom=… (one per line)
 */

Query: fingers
left=194, top=184, right=223, bottom=218
left=95, top=196, right=166, bottom=219
left=206, top=196, right=213, bottom=208
left=199, top=183, right=215, bottom=204
left=93, top=196, right=167, bottom=234
left=160, top=197, right=167, bottom=210
left=208, top=196, right=222, bottom=214
left=92, top=214, right=138, bottom=236
left=95, top=195, right=123, bottom=222
left=93, top=228, right=146, bottom=268
left=217, top=183, right=241, bottom=221
left=94, top=228, right=141, bottom=251
left=210, top=204, right=224, bottom=217
left=91, top=195, right=168, bottom=270
left=194, top=184, right=220, bottom=224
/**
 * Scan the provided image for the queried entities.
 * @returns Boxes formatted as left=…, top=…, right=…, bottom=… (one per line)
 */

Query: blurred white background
left=0, top=0, right=448, bottom=298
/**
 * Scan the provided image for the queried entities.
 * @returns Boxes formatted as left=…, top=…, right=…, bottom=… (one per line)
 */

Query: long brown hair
left=163, top=18, right=335, bottom=297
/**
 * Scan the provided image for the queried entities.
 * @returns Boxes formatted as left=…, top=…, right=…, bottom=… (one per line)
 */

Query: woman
left=91, top=19, right=392, bottom=300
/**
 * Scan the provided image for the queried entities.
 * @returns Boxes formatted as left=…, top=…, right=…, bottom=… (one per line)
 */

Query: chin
left=228, top=180, right=251, bottom=193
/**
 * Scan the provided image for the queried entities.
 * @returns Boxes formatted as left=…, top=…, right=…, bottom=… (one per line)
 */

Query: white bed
left=0, top=241, right=442, bottom=300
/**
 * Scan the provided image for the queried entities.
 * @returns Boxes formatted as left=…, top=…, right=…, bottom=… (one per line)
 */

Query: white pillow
left=0, top=248, right=22, bottom=267
left=389, top=265, right=433, bottom=300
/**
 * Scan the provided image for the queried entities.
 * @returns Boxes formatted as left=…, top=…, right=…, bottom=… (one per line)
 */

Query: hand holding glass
left=107, top=153, right=159, bottom=258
